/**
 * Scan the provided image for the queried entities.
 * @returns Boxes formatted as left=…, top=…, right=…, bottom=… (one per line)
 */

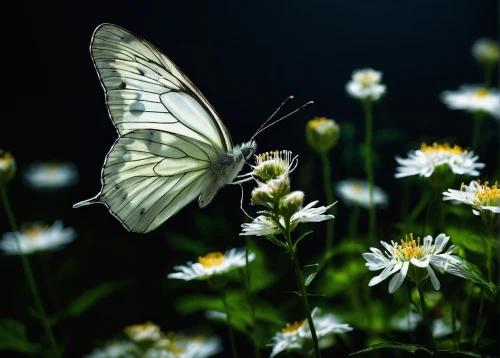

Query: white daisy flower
left=471, top=38, right=499, bottom=64
left=440, top=85, right=500, bottom=120
left=0, top=221, right=76, bottom=255
left=346, top=68, right=386, bottom=101
left=269, top=307, right=352, bottom=357
left=124, top=321, right=162, bottom=343
left=148, top=334, right=222, bottom=358
left=443, top=180, right=500, bottom=216
left=84, top=340, right=138, bottom=358
left=395, top=143, right=484, bottom=179
left=167, top=248, right=255, bottom=281
left=240, top=201, right=335, bottom=236
left=335, top=179, right=388, bottom=209
left=363, top=233, right=470, bottom=293
left=23, top=161, right=79, bottom=190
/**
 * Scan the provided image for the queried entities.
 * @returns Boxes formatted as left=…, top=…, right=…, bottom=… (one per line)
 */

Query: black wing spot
left=123, top=194, right=127, bottom=200
left=137, top=69, right=144, bottom=76
left=118, top=83, right=126, bottom=90
left=140, top=208, right=145, bottom=215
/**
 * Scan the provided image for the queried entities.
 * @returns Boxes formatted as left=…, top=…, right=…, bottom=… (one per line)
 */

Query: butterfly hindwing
left=94, top=130, right=217, bottom=233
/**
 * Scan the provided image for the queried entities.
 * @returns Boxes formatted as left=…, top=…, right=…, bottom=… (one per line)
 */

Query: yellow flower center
left=420, top=143, right=466, bottom=155
left=475, top=88, right=490, bottom=98
left=198, top=252, right=225, bottom=267
left=394, top=234, right=423, bottom=261
left=351, top=183, right=363, bottom=193
left=21, top=224, right=48, bottom=240
left=463, top=180, right=500, bottom=202
left=44, top=162, right=61, bottom=171
left=282, top=320, right=305, bottom=333
left=162, top=332, right=186, bottom=355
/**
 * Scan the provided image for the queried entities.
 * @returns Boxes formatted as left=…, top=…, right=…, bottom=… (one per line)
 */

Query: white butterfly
left=73, top=23, right=258, bottom=233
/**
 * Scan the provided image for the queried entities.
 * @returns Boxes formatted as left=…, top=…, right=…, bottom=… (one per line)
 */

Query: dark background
left=1, top=0, right=499, bottom=356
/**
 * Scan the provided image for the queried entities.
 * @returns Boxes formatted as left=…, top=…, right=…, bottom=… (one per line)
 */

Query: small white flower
left=443, top=180, right=500, bottom=216
left=124, top=321, right=162, bottom=343
left=240, top=201, right=335, bottom=236
left=84, top=340, right=138, bottom=358
left=251, top=150, right=298, bottom=181
left=346, top=68, right=386, bottom=101
left=0, top=221, right=76, bottom=255
left=363, top=233, right=469, bottom=293
left=395, top=143, right=484, bottom=179
left=440, top=85, right=500, bottom=120
left=167, top=248, right=255, bottom=281
left=148, top=334, right=223, bottom=358
left=269, top=307, right=352, bottom=357
left=23, top=161, right=79, bottom=190
left=204, top=310, right=228, bottom=322
left=335, top=179, right=388, bottom=209
left=471, top=38, right=499, bottom=64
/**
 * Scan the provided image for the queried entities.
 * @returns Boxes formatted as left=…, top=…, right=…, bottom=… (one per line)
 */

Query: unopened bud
left=278, top=191, right=305, bottom=219
left=0, top=150, right=16, bottom=187
left=306, top=118, right=340, bottom=153
left=251, top=176, right=290, bottom=210
left=472, top=38, right=499, bottom=65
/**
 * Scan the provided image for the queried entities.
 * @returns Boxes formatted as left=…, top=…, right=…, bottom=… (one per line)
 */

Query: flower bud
left=278, top=191, right=305, bottom=219
left=0, top=150, right=16, bottom=187
left=251, top=176, right=290, bottom=210
left=472, top=38, right=499, bottom=65
left=252, top=150, right=297, bottom=181
left=305, top=117, right=340, bottom=153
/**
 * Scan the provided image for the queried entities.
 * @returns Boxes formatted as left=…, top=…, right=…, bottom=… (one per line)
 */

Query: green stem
left=423, top=188, right=438, bottom=235
left=473, top=288, right=485, bottom=352
left=283, top=225, right=321, bottom=358
left=321, top=152, right=335, bottom=256
left=483, top=63, right=495, bottom=88
left=222, top=290, right=238, bottom=358
left=362, top=100, right=376, bottom=241
left=348, top=204, right=360, bottom=239
left=0, top=188, right=61, bottom=358
left=407, top=189, right=432, bottom=226
left=244, top=239, right=260, bottom=358
left=471, top=113, right=484, bottom=154
left=417, top=284, right=437, bottom=355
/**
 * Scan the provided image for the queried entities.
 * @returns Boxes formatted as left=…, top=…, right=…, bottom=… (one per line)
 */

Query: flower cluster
left=240, top=150, right=335, bottom=240
left=269, top=307, right=352, bottom=357
left=86, top=321, right=222, bottom=358
left=395, top=143, right=484, bottom=181
left=345, top=68, right=386, bottom=101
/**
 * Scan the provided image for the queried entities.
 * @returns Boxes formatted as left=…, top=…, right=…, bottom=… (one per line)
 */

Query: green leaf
left=67, top=281, right=127, bottom=317
left=245, top=240, right=278, bottom=292
left=0, top=318, right=39, bottom=353
left=349, top=342, right=432, bottom=356
left=264, top=234, right=288, bottom=249
left=301, top=264, right=319, bottom=287
left=445, top=226, right=489, bottom=255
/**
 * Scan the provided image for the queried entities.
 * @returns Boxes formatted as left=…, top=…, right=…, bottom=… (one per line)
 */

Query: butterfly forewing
left=91, top=23, right=232, bottom=151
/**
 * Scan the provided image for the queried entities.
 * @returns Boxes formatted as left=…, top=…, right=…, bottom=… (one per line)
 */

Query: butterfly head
left=239, top=141, right=257, bottom=161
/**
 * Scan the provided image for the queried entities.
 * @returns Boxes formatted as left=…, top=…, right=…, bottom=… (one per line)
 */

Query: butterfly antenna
left=250, top=96, right=294, bottom=141
left=239, top=184, right=254, bottom=220
left=250, top=100, right=313, bottom=142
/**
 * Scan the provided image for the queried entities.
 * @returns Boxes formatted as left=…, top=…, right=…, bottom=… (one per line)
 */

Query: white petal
left=428, top=266, right=441, bottom=290
left=388, top=261, right=409, bottom=293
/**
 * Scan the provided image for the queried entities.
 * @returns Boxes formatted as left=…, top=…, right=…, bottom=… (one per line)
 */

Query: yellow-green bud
left=251, top=176, right=290, bottom=210
left=278, top=191, right=304, bottom=219
left=472, top=38, right=499, bottom=65
left=0, top=149, right=16, bottom=187
left=305, top=117, right=340, bottom=153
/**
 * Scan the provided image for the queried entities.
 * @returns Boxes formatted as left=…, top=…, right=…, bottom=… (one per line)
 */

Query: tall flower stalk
left=305, top=117, right=340, bottom=256
left=0, top=150, right=61, bottom=358
left=240, top=150, right=336, bottom=358
left=346, top=68, right=386, bottom=240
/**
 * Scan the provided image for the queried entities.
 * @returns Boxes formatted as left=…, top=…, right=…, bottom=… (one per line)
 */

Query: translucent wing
left=75, top=129, right=218, bottom=233
left=91, top=23, right=232, bottom=152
